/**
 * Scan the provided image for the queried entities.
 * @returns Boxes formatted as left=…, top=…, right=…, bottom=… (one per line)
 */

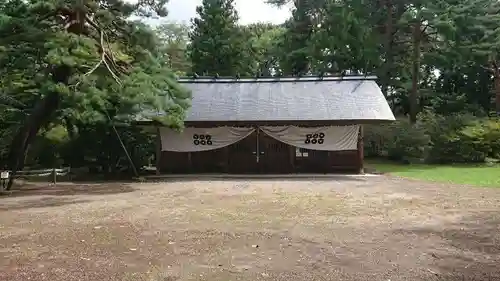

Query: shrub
left=418, top=111, right=500, bottom=163
left=363, top=124, right=391, bottom=157
left=419, top=111, right=482, bottom=163
left=21, top=122, right=156, bottom=176
left=385, top=120, right=430, bottom=162
left=364, top=119, right=430, bottom=163
left=62, top=122, right=155, bottom=175
left=363, top=111, right=500, bottom=164
left=24, top=125, right=69, bottom=169
left=460, top=119, right=500, bottom=160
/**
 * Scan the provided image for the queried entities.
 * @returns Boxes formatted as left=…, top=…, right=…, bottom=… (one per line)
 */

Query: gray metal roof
left=174, top=76, right=395, bottom=122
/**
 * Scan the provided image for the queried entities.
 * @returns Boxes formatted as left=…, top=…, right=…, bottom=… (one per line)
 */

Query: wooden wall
left=158, top=128, right=363, bottom=174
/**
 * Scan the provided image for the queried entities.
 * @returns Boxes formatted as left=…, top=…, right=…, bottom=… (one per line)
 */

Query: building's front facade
left=144, top=76, right=395, bottom=174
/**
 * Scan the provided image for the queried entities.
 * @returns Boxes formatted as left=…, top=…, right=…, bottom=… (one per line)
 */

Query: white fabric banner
left=160, top=127, right=255, bottom=152
left=260, top=125, right=360, bottom=151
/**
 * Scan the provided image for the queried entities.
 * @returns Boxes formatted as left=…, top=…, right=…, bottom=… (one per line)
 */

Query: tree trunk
left=6, top=92, right=60, bottom=190
left=409, top=21, right=421, bottom=124
left=6, top=66, right=70, bottom=190
left=493, top=64, right=500, bottom=116
left=380, top=0, right=394, bottom=98
left=64, top=117, right=76, bottom=140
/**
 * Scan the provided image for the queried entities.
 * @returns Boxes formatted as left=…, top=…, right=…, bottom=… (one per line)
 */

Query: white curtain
left=260, top=125, right=360, bottom=151
left=160, top=127, right=255, bottom=152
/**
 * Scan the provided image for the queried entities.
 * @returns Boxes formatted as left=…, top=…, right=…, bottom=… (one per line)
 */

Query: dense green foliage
left=0, top=0, right=190, bottom=186
left=364, top=114, right=500, bottom=164
left=2, top=0, right=500, bottom=186
left=156, top=21, right=191, bottom=76
left=188, top=0, right=249, bottom=76
left=263, top=0, right=500, bottom=164
left=240, top=23, right=285, bottom=76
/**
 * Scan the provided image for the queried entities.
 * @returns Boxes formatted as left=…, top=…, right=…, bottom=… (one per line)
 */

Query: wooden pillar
left=188, top=152, right=192, bottom=172
left=224, top=146, right=229, bottom=173
left=327, top=151, right=331, bottom=174
left=289, top=145, right=295, bottom=173
left=155, top=127, right=161, bottom=175
left=357, top=125, right=364, bottom=174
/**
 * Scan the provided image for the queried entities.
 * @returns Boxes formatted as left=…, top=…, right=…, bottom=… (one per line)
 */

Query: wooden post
left=155, top=127, right=161, bottom=175
left=326, top=151, right=331, bottom=174
left=52, top=168, right=57, bottom=185
left=0, top=170, right=9, bottom=191
left=224, top=146, right=229, bottom=173
left=357, top=125, right=364, bottom=174
left=289, top=145, right=295, bottom=173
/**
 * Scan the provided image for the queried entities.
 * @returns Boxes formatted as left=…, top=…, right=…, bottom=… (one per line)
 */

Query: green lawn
left=365, top=159, right=500, bottom=187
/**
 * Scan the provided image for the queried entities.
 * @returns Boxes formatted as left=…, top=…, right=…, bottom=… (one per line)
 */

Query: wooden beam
left=357, top=126, right=364, bottom=174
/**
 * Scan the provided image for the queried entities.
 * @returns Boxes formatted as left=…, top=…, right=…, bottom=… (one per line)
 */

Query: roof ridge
left=177, top=75, right=377, bottom=83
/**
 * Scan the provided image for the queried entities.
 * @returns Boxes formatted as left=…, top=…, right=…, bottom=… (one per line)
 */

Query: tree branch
left=84, top=15, right=122, bottom=85
left=103, top=32, right=127, bottom=74
left=421, top=23, right=429, bottom=35
left=395, top=38, right=412, bottom=45
left=64, top=19, right=79, bottom=30
left=480, top=65, right=494, bottom=72
left=74, top=31, right=105, bottom=88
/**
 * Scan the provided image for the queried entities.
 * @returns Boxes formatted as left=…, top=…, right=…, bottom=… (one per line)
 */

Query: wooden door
left=227, top=131, right=258, bottom=173
left=227, top=129, right=293, bottom=174
left=258, top=133, right=292, bottom=173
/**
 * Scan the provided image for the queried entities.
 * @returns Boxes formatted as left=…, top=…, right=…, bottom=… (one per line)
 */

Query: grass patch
left=366, top=159, right=500, bottom=187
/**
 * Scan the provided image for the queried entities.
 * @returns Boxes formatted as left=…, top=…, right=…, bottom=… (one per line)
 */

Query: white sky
left=128, top=0, right=292, bottom=25
left=166, top=0, right=291, bottom=24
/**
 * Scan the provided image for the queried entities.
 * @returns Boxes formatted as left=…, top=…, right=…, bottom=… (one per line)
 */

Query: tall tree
left=155, top=21, right=191, bottom=75
left=278, top=0, right=318, bottom=75
left=374, top=0, right=409, bottom=98
left=188, top=0, right=248, bottom=76
left=397, top=0, right=455, bottom=123
left=240, top=23, right=285, bottom=76
left=308, top=0, right=380, bottom=75
left=0, top=0, right=191, bottom=189
left=450, top=0, right=500, bottom=116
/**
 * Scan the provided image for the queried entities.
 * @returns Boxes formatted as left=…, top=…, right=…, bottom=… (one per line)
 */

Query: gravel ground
left=1, top=176, right=500, bottom=281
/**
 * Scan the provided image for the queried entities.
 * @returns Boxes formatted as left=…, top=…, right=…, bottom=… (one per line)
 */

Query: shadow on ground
left=0, top=197, right=91, bottom=211
left=145, top=174, right=368, bottom=183
left=395, top=212, right=500, bottom=280
left=1, top=182, right=137, bottom=198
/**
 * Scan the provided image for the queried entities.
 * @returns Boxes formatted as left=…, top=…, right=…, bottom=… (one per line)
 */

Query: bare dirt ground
left=1, top=176, right=500, bottom=281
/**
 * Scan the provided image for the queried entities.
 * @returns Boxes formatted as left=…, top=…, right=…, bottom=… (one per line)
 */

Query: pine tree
left=451, top=0, right=500, bottom=116
left=279, top=0, right=316, bottom=75
left=308, top=0, right=380, bottom=75
left=396, top=0, right=456, bottom=123
left=188, top=0, right=248, bottom=77
left=240, top=23, right=285, bottom=76
left=0, top=0, right=191, bottom=189
left=156, top=22, right=192, bottom=75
